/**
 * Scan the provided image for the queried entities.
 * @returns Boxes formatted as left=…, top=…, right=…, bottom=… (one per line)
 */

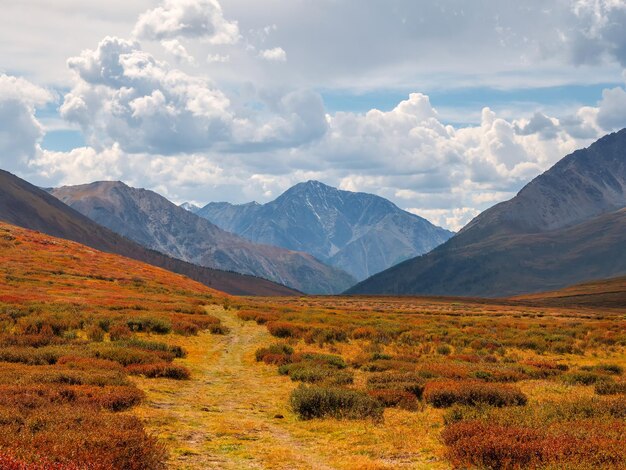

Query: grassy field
left=1, top=221, right=625, bottom=469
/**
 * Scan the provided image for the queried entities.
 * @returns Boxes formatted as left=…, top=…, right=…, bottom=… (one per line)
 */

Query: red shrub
left=267, top=322, right=306, bottom=338
left=368, top=389, right=421, bottom=411
left=424, top=380, right=527, bottom=408
left=126, top=362, right=191, bottom=380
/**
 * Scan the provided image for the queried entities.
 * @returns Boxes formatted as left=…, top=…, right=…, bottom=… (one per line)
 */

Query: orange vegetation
left=239, top=290, right=626, bottom=469
left=0, top=222, right=227, bottom=468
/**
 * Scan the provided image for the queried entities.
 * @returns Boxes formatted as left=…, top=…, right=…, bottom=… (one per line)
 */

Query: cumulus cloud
left=0, top=74, right=53, bottom=173
left=133, top=0, right=240, bottom=45
left=596, top=85, right=626, bottom=130
left=259, top=47, right=287, bottom=62
left=161, top=39, right=196, bottom=64
left=569, top=0, right=626, bottom=66
left=60, top=37, right=325, bottom=155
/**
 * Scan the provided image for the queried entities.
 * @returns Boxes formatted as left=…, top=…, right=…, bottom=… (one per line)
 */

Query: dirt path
left=132, top=307, right=448, bottom=469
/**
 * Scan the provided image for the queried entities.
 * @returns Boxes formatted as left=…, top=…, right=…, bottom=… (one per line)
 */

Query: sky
left=2, top=0, right=626, bottom=230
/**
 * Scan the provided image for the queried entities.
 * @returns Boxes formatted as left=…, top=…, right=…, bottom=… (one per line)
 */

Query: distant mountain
left=196, top=181, right=453, bottom=280
left=180, top=202, right=200, bottom=213
left=51, top=182, right=355, bottom=294
left=0, top=170, right=298, bottom=296
left=348, top=129, right=626, bottom=297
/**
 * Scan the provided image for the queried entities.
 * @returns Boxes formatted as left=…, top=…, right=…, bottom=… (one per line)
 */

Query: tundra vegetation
left=1, top=221, right=626, bottom=469
left=0, top=223, right=226, bottom=469
left=242, top=293, right=626, bottom=469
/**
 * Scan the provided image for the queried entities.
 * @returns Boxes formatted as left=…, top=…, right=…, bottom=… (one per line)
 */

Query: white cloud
left=59, top=36, right=325, bottom=155
left=133, top=0, right=240, bottom=45
left=0, top=74, right=53, bottom=173
left=259, top=47, right=287, bottom=62
left=161, top=39, right=196, bottom=64
left=406, top=207, right=481, bottom=232
left=596, top=85, right=626, bottom=130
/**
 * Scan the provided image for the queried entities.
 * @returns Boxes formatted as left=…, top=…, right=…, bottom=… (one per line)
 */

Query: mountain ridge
left=196, top=180, right=453, bottom=280
left=51, top=181, right=355, bottom=294
left=348, top=129, right=626, bottom=297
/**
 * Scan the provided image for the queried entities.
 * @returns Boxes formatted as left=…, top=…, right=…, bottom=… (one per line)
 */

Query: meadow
left=1, top=220, right=625, bottom=469
left=238, top=294, right=626, bottom=469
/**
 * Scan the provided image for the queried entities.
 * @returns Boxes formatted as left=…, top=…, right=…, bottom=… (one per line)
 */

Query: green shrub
left=290, top=385, right=384, bottom=421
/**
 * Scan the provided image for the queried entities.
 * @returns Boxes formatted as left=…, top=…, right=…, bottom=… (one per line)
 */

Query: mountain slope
left=0, top=169, right=297, bottom=296
left=348, top=129, right=626, bottom=297
left=196, top=181, right=453, bottom=280
left=50, top=182, right=355, bottom=294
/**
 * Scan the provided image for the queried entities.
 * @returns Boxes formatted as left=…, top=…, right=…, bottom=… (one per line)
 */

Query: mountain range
left=196, top=180, right=453, bottom=280
left=0, top=170, right=297, bottom=296
left=50, top=182, right=355, bottom=294
left=348, top=128, right=626, bottom=297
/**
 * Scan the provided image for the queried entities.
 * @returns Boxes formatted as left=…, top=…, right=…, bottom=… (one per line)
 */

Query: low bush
left=596, top=381, right=626, bottom=395
left=279, top=362, right=354, bottom=385
left=126, top=317, right=171, bottom=334
left=563, top=371, right=612, bottom=386
left=441, top=419, right=626, bottom=469
left=266, top=322, right=306, bottom=338
left=368, top=389, right=421, bottom=411
left=582, top=363, right=623, bottom=375
left=255, top=344, right=294, bottom=364
left=126, top=362, right=191, bottom=380
left=424, top=380, right=527, bottom=408
left=109, top=323, right=133, bottom=341
left=366, top=372, right=425, bottom=399
left=290, top=385, right=384, bottom=421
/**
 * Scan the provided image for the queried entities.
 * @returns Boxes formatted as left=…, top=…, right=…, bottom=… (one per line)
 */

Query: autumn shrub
left=126, top=362, right=191, bottom=380
left=89, top=344, right=167, bottom=366
left=255, top=343, right=294, bottom=365
left=0, top=346, right=68, bottom=365
left=303, top=327, right=348, bottom=345
left=0, top=384, right=144, bottom=412
left=171, top=320, right=199, bottom=336
left=367, top=389, right=421, bottom=411
left=0, top=404, right=166, bottom=469
left=366, top=372, right=425, bottom=399
left=266, top=321, right=306, bottom=338
left=126, top=317, right=171, bottom=334
left=208, top=324, right=230, bottom=335
left=279, top=362, right=354, bottom=385
left=290, top=384, right=384, bottom=421
left=109, top=323, right=133, bottom=341
left=424, top=380, right=527, bottom=408
left=86, top=325, right=105, bottom=342
left=596, top=381, right=626, bottom=395
left=0, top=333, right=65, bottom=348
left=582, top=363, right=623, bottom=375
left=441, top=419, right=626, bottom=470
left=351, top=326, right=378, bottom=340
left=118, top=338, right=186, bottom=358
left=237, top=310, right=278, bottom=324
left=562, top=370, right=612, bottom=386
left=292, top=352, right=347, bottom=369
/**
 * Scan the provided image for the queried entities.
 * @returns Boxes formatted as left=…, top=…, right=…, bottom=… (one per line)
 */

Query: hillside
left=0, top=170, right=298, bottom=296
left=512, top=275, right=626, bottom=309
left=349, top=129, right=626, bottom=297
left=51, top=182, right=355, bottom=294
left=0, top=220, right=229, bottom=467
left=197, top=180, right=453, bottom=280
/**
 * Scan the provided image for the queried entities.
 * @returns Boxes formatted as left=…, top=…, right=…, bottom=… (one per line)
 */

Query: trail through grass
left=132, top=306, right=448, bottom=469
